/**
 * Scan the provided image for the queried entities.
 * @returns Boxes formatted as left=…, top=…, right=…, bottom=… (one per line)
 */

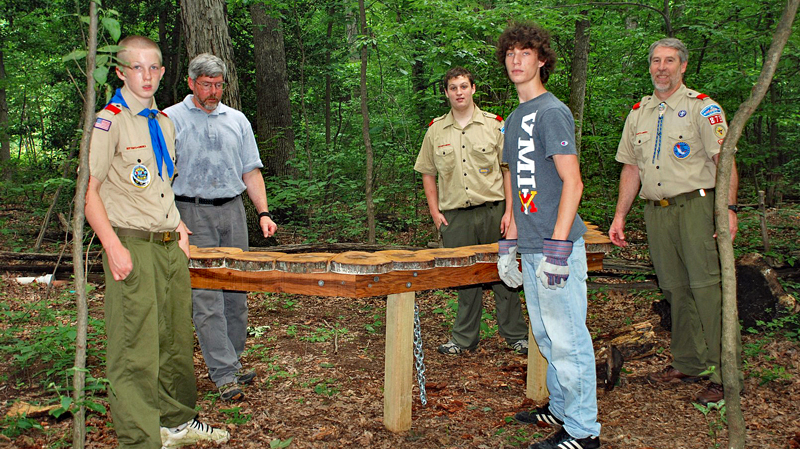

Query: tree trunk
left=0, top=44, right=10, bottom=181
left=568, top=12, right=590, bottom=156
left=358, top=0, right=376, bottom=244
left=72, top=3, right=99, bottom=447
left=180, top=0, right=241, bottom=110
left=714, top=1, right=798, bottom=447
left=250, top=3, right=297, bottom=179
left=158, top=5, right=182, bottom=107
left=325, top=8, right=334, bottom=149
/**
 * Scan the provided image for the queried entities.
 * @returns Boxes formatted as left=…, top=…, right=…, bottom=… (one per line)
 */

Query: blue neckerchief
left=108, top=88, right=174, bottom=179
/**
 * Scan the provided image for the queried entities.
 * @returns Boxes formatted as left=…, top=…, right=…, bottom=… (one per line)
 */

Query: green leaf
left=63, top=50, right=88, bottom=63
left=93, top=66, right=109, bottom=85
left=102, top=17, right=121, bottom=42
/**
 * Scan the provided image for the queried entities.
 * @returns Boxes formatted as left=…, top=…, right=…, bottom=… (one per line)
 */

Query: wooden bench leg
left=384, top=291, right=414, bottom=432
left=526, top=325, right=549, bottom=402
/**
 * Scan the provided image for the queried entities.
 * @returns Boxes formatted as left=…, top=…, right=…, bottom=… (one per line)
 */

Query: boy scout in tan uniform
left=609, top=38, right=741, bottom=405
left=85, top=36, right=228, bottom=448
left=415, top=67, right=528, bottom=355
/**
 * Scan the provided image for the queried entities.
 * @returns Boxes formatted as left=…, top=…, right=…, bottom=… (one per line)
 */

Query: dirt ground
left=2, top=270, right=799, bottom=449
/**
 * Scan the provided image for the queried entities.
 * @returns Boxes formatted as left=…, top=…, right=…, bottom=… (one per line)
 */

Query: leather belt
left=114, top=227, right=179, bottom=243
left=175, top=195, right=238, bottom=206
left=461, top=200, right=503, bottom=211
left=652, top=188, right=714, bottom=207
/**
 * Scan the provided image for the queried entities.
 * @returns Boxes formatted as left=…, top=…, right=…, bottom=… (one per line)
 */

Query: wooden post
left=526, top=325, right=549, bottom=402
left=384, top=291, right=414, bottom=431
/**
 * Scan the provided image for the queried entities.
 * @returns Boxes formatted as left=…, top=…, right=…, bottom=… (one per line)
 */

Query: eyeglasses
left=195, top=81, right=225, bottom=90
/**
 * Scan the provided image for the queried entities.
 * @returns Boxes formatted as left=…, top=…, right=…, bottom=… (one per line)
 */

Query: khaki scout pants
left=440, top=200, right=528, bottom=348
left=644, top=192, right=741, bottom=385
left=103, top=236, right=197, bottom=449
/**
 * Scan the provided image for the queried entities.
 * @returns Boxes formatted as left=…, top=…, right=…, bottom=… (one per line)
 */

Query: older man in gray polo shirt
left=165, top=53, right=277, bottom=402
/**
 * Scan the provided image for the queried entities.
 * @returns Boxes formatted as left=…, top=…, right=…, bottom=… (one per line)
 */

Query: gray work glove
left=497, top=239, right=523, bottom=288
left=535, top=238, right=572, bottom=289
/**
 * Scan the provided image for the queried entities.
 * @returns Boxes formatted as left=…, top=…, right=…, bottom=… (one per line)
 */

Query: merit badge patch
left=130, top=164, right=151, bottom=188
left=673, top=142, right=691, bottom=159
left=714, top=125, right=726, bottom=138
left=700, top=105, right=722, bottom=117
left=708, top=114, right=723, bottom=125
left=94, top=118, right=112, bottom=132
left=678, top=110, right=687, bottom=118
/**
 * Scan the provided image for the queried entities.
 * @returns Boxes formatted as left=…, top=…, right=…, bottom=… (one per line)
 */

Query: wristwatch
left=258, top=211, right=273, bottom=220
left=727, top=205, right=740, bottom=213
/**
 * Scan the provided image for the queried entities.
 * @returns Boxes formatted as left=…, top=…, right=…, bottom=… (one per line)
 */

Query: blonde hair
left=117, top=35, right=163, bottom=66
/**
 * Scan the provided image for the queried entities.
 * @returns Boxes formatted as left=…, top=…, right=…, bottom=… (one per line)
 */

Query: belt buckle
left=162, top=232, right=173, bottom=243
left=659, top=199, right=670, bottom=207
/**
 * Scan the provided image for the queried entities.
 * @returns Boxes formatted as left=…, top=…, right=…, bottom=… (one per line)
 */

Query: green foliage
left=221, top=406, right=253, bottom=425
left=270, top=437, right=294, bottom=448
left=693, top=400, right=727, bottom=449
left=1, top=414, right=43, bottom=439
left=49, top=369, right=110, bottom=419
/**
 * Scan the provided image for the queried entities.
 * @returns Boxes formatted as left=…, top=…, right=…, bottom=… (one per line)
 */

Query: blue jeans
left=521, top=238, right=600, bottom=439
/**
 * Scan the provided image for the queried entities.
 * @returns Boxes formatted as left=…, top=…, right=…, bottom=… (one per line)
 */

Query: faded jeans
left=521, top=238, right=601, bottom=439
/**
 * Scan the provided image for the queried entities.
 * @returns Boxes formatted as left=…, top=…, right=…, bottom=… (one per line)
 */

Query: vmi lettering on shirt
left=516, top=111, right=538, bottom=214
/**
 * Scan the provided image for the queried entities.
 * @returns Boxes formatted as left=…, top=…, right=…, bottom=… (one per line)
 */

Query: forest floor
left=1, top=208, right=799, bottom=448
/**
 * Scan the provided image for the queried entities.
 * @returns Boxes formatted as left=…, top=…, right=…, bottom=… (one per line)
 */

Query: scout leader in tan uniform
left=414, top=66, right=529, bottom=356
left=85, top=35, right=229, bottom=448
left=608, top=37, right=741, bottom=406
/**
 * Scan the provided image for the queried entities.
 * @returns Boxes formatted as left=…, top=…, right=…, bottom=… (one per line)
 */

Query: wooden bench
left=189, top=227, right=611, bottom=432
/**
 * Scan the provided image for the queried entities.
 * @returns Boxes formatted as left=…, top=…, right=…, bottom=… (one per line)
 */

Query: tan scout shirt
left=89, top=86, right=180, bottom=232
left=616, top=84, right=730, bottom=201
left=414, top=106, right=505, bottom=211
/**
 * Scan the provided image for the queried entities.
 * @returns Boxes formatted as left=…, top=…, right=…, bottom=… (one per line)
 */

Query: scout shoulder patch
left=94, top=117, right=112, bottom=132
left=428, top=114, right=446, bottom=127
left=481, top=111, right=503, bottom=122
left=632, top=101, right=641, bottom=110
left=104, top=104, right=122, bottom=115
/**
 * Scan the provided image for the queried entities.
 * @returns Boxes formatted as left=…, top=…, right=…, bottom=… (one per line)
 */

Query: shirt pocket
left=668, top=127, right=702, bottom=161
left=470, top=145, right=497, bottom=175
left=433, top=143, right=455, bottom=174
left=631, top=132, right=652, bottom=167
left=117, top=147, right=156, bottom=191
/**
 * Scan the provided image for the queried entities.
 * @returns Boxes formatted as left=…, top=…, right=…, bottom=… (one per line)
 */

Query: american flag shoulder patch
left=94, top=117, right=112, bottom=132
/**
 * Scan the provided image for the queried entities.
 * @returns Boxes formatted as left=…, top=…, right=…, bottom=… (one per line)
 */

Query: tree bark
left=250, top=3, right=297, bottom=179
left=568, top=12, right=590, bottom=156
left=179, top=0, right=241, bottom=110
left=358, top=0, right=376, bottom=244
left=72, top=3, right=99, bottom=447
left=714, top=0, right=798, bottom=447
left=0, top=44, right=10, bottom=181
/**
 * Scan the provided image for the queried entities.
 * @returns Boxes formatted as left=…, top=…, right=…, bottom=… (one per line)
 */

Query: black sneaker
left=528, top=428, right=600, bottom=449
left=514, top=403, right=564, bottom=426
left=235, top=368, right=257, bottom=385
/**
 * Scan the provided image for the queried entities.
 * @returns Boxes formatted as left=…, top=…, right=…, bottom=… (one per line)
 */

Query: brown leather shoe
left=647, top=365, right=704, bottom=383
left=696, top=382, right=724, bottom=405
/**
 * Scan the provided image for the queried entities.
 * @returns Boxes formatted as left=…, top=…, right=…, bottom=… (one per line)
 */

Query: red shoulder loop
left=104, top=104, right=122, bottom=115
left=632, top=102, right=641, bottom=110
left=494, top=114, right=503, bottom=122
left=159, top=110, right=169, bottom=118
left=697, top=93, right=709, bottom=100
left=428, top=118, right=435, bottom=127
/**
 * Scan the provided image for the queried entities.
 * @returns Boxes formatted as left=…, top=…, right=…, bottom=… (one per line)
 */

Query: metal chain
left=413, top=302, right=428, bottom=406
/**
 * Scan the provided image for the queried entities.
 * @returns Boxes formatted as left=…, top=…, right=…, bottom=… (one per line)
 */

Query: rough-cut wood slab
left=275, top=253, right=334, bottom=273
left=227, top=252, right=279, bottom=272
left=376, top=250, right=436, bottom=271
left=417, top=247, right=477, bottom=267
left=330, top=251, right=393, bottom=274
left=461, top=243, right=499, bottom=263
left=189, top=250, right=228, bottom=269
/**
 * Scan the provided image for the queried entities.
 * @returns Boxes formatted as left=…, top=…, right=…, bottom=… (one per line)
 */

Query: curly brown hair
left=495, top=22, right=557, bottom=84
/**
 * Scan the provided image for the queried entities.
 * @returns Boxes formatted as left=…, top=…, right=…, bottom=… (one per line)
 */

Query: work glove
left=497, top=239, right=523, bottom=288
left=536, top=238, right=572, bottom=289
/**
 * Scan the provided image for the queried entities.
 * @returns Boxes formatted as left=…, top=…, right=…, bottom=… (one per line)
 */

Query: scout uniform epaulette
left=631, top=89, right=713, bottom=111
left=481, top=110, right=503, bottom=122
left=632, top=101, right=641, bottom=110
left=428, top=113, right=447, bottom=127
left=104, top=104, right=122, bottom=115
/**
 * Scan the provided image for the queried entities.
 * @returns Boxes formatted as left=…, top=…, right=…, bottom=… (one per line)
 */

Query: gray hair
left=648, top=38, right=688, bottom=64
left=188, top=53, right=227, bottom=80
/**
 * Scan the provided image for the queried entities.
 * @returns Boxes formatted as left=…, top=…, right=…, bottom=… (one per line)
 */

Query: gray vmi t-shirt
left=502, top=92, right=587, bottom=254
